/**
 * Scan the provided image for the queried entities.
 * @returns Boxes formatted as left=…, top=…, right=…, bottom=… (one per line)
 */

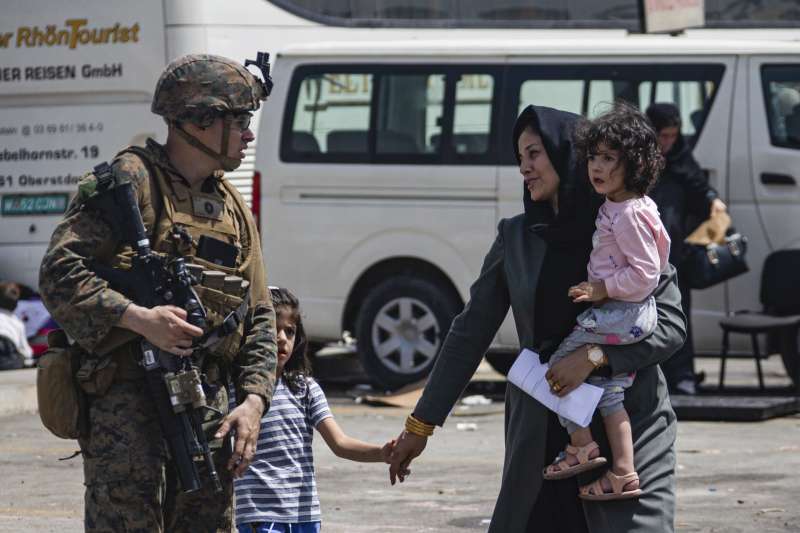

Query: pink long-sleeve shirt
left=588, top=196, right=671, bottom=302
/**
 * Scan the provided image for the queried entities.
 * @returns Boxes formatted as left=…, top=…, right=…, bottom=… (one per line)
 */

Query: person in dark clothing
left=646, top=103, right=727, bottom=395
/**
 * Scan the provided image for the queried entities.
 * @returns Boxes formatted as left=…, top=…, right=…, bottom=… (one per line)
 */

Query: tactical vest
left=104, top=145, right=265, bottom=380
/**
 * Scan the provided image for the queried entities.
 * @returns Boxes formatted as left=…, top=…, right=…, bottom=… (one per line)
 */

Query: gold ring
left=552, top=382, right=562, bottom=392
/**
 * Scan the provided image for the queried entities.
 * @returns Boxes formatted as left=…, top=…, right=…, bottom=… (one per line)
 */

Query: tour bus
left=257, top=36, right=800, bottom=388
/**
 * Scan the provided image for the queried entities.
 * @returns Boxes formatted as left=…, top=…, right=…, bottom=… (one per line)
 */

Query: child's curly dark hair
left=270, top=286, right=311, bottom=395
left=575, top=102, right=664, bottom=196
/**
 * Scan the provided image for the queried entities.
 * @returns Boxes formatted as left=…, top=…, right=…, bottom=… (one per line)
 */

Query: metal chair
left=718, top=250, right=800, bottom=391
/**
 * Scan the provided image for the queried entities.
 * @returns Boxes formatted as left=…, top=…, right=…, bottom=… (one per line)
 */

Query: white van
left=257, top=37, right=800, bottom=388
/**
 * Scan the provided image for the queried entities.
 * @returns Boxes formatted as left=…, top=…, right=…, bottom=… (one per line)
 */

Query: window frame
left=280, top=64, right=502, bottom=165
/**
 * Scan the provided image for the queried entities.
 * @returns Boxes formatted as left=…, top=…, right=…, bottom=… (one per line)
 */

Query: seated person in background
left=785, top=103, right=800, bottom=145
left=0, top=282, right=32, bottom=370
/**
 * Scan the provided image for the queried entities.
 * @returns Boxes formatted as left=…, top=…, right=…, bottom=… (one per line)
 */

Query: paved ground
left=1, top=355, right=799, bottom=532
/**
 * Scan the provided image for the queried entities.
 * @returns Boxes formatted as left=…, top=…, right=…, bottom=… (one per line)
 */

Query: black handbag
left=682, top=232, right=749, bottom=290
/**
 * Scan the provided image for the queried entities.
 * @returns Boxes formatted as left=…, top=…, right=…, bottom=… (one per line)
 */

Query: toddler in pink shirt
left=542, top=103, right=670, bottom=502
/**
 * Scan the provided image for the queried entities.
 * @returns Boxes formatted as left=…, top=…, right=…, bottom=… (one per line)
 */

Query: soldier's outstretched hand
left=120, top=303, right=204, bottom=356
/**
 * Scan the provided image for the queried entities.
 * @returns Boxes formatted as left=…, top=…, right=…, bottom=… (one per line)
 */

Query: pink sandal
left=579, top=470, right=642, bottom=501
left=543, top=441, right=607, bottom=480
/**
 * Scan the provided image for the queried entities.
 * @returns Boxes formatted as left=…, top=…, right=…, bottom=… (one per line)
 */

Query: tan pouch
left=76, top=355, right=118, bottom=396
left=36, top=330, right=84, bottom=439
left=194, top=284, right=245, bottom=362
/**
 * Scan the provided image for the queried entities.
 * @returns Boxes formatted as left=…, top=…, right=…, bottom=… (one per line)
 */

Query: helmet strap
left=218, top=116, right=238, bottom=171
left=173, top=120, right=241, bottom=172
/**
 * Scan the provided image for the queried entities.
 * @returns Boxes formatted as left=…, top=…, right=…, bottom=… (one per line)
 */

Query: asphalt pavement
left=1, top=355, right=799, bottom=532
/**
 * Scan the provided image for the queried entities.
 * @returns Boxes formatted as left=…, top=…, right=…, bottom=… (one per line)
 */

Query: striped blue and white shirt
left=234, top=377, right=332, bottom=525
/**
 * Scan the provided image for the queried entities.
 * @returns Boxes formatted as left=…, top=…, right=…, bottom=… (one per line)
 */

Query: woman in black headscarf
left=388, top=105, right=686, bottom=532
left=646, top=103, right=727, bottom=395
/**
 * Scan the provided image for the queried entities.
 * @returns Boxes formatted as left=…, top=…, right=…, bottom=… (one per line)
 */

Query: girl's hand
left=389, top=430, right=426, bottom=485
left=381, top=439, right=397, bottom=463
left=545, top=345, right=596, bottom=397
left=568, top=281, right=607, bottom=303
left=711, top=198, right=727, bottom=216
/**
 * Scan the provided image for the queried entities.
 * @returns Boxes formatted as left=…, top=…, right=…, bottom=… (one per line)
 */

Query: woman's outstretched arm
left=413, top=221, right=512, bottom=426
left=389, top=220, right=511, bottom=484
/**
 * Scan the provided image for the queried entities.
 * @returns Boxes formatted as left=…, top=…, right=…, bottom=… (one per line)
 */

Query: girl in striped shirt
left=234, top=287, right=395, bottom=533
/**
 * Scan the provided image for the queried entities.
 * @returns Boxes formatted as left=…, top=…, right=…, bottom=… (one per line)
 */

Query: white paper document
left=507, top=348, right=604, bottom=428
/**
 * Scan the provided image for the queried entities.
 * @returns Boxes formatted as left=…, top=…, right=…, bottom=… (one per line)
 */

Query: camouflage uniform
left=39, top=55, right=277, bottom=533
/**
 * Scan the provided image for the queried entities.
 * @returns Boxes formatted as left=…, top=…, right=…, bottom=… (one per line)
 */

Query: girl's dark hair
left=270, top=286, right=311, bottom=395
left=576, top=102, right=664, bottom=196
left=645, top=102, right=682, bottom=132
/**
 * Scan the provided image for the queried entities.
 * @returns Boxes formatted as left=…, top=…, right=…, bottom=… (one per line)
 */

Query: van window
left=452, top=74, right=494, bottom=155
left=511, top=64, right=724, bottom=151
left=290, top=72, right=373, bottom=156
left=638, top=80, right=713, bottom=137
left=761, top=65, right=800, bottom=150
left=377, top=73, right=444, bottom=155
left=587, top=81, right=615, bottom=117
left=283, top=66, right=499, bottom=164
left=519, top=80, right=583, bottom=115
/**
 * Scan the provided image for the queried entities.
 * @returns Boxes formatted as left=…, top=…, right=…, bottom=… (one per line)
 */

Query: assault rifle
left=84, top=162, right=222, bottom=494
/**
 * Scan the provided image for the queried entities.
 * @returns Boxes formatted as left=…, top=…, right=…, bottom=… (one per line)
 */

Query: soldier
left=39, top=54, right=278, bottom=532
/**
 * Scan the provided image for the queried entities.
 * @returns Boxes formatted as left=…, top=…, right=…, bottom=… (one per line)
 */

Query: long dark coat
left=414, top=107, right=686, bottom=533
left=649, top=134, right=717, bottom=265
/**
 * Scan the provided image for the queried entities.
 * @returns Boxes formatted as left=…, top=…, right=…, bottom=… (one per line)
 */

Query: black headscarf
left=512, top=105, right=601, bottom=357
left=513, top=105, right=598, bottom=248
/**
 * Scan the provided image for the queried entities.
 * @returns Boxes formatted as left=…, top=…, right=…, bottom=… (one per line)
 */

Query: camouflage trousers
left=78, top=379, right=234, bottom=533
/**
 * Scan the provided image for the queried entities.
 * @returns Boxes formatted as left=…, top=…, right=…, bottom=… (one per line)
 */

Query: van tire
left=355, top=276, right=460, bottom=391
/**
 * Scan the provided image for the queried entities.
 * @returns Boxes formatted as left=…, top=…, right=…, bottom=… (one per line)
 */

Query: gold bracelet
left=405, top=419, right=434, bottom=437
left=405, top=414, right=435, bottom=437
left=405, top=415, right=433, bottom=434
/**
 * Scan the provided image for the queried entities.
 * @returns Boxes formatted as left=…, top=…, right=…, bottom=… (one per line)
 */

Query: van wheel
left=356, top=277, right=460, bottom=391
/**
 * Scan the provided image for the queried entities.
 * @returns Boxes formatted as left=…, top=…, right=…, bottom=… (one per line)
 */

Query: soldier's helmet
left=151, top=54, right=267, bottom=125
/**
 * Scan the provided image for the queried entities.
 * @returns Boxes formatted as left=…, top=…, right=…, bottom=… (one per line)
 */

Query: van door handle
left=761, top=172, right=796, bottom=185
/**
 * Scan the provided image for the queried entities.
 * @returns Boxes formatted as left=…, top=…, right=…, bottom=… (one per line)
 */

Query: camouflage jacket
left=39, top=139, right=277, bottom=404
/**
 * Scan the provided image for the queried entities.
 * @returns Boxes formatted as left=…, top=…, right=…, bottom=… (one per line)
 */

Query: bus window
left=452, top=74, right=494, bottom=155
left=376, top=73, right=445, bottom=154
left=761, top=65, right=800, bottom=150
left=290, top=73, right=373, bottom=155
